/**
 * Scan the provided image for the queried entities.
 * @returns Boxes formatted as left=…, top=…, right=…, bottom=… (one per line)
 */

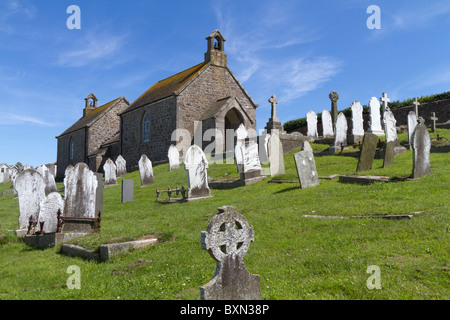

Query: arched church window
left=69, top=137, right=74, bottom=160
left=143, top=112, right=150, bottom=142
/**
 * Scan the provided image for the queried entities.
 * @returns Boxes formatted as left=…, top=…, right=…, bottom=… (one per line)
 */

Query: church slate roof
left=57, top=97, right=123, bottom=138
left=121, top=62, right=208, bottom=115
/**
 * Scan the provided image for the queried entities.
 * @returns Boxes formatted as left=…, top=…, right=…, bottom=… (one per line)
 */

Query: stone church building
left=119, top=29, right=258, bottom=167
left=55, top=93, right=130, bottom=178
left=56, top=30, right=258, bottom=176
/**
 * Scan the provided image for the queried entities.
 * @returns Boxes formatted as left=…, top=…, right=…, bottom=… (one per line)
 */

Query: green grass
left=0, top=129, right=448, bottom=300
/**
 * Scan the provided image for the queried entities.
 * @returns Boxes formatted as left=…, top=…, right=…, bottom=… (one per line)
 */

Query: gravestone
left=356, top=133, right=378, bottom=172
left=234, top=124, right=248, bottom=173
left=330, top=112, right=348, bottom=154
left=321, top=109, right=334, bottom=137
left=407, top=111, right=418, bottom=149
left=15, top=169, right=46, bottom=231
left=38, top=192, right=64, bottom=234
left=412, top=118, right=431, bottom=178
left=36, top=165, right=57, bottom=196
left=306, top=110, right=318, bottom=140
left=94, top=173, right=103, bottom=217
left=383, top=141, right=395, bottom=168
left=302, top=140, right=313, bottom=153
left=103, top=158, right=117, bottom=186
left=380, top=92, right=390, bottom=124
left=138, top=154, right=154, bottom=186
left=264, top=94, right=283, bottom=133
left=200, top=206, right=260, bottom=300
left=121, top=179, right=134, bottom=203
left=367, top=97, right=384, bottom=136
left=329, top=91, right=339, bottom=125
left=115, top=155, right=127, bottom=177
left=268, top=130, right=285, bottom=176
left=294, top=149, right=319, bottom=189
left=240, top=140, right=264, bottom=182
left=351, top=100, right=364, bottom=142
left=412, top=97, right=420, bottom=117
left=168, top=145, right=180, bottom=171
left=64, top=162, right=98, bottom=218
left=383, top=110, right=398, bottom=143
left=429, top=112, right=438, bottom=133
left=184, top=145, right=211, bottom=199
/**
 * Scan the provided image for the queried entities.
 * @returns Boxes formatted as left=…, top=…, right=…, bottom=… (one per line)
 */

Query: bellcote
left=204, top=29, right=227, bottom=67
left=83, top=93, right=98, bottom=116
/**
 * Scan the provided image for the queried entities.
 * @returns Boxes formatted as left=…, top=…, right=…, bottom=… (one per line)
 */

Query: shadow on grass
left=273, top=186, right=300, bottom=194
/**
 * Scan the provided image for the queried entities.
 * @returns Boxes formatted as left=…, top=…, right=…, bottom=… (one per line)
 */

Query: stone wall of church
left=121, top=96, right=177, bottom=167
left=88, top=99, right=129, bottom=156
left=56, top=128, right=86, bottom=178
left=177, top=65, right=257, bottom=140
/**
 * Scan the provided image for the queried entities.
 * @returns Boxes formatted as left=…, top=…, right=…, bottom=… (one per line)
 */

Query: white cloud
left=0, top=112, right=54, bottom=126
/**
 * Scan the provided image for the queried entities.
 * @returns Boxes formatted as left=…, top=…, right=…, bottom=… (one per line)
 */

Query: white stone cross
left=380, top=92, right=390, bottom=113
left=412, top=97, right=420, bottom=116
left=429, top=112, right=438, bottom=133
left=268, top=94, right=279, bottom=121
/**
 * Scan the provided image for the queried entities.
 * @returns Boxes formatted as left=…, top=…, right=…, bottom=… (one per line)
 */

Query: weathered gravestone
left=115, top=155, right=127, bottom=177
left=412, top=118, right=431, bottom=179
left=138, top=154, right=154, bottom=186
left=240, top=140, right=265, bottom=183
left=184, top=145, right=211, bottom=200
left=356, top=133, right=378, bottom=172
left=407, top=111, right=418, bottom=149
left=200, top=206, right=260, bottom=300
left=329, top=91, right=339, bottom=125
left=321, top=109, right=334, bottom=137
left=306, top=110, right=318, bottom=140
left=330, top=112, right=348, bottom=154
left=429, top=112, right=438, bottom=133
left=103, top=158, right=117, bottom=186
left=268, top=130, right=285, bottom=176
left=64, top=163, right=98, bottom=218
left=294, top=143, right=320, bottom=189
left=382, top=110, right=398, bottom=168
left=36, top=165, right=57, bottom=196
left=168, top=145, right=180, bottom=171
left=14, top=169, right=46, bottom=233
left=367, top=97, right=384, bottom=136
left=234, top=124, right=248, bottom=173
left=350, top=100, right=364, bottom=143
left=121, top=179, right=134, bottom=203
left=38, top=192, right=64, bottom=234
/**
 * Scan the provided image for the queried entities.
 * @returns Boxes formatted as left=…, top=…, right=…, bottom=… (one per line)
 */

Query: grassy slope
left=0, top=129, right=448, bottom=300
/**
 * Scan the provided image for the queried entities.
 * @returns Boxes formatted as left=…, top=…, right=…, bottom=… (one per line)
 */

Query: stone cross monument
left=412, top=97, right=420, bottom=117
left=264, top=94, right=284, bottom=134
left=429, top=112, right=438, bottom=133
left=329, top=91, right=339, bottom=125
left=200, top=206, right=260, bottom=300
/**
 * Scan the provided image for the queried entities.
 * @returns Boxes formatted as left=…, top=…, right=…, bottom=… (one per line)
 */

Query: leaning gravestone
left=351, top=100, right=364, bottom=143
left=168, top=145, right=180, bottom=171
left=36, top=165, right=57, bottom=196
left=103, top=159, right=117, bottom=187
left=64, top=163, right=98, bottom=218
left=356, top=133, right=378, bottom=172
left=184, top=145, right=211, bottom=199
left=407, top=111, right=418, bottom=149
left=412, top=118, right=431, bottom=179
left=330, top=112, right=348, bottom=154
left=306, top=110, right=318, bottom=140
left=294, top=147, right=320, bottom=189
left=367, top=97, right=384, bottom=136
left=15, top=169, right=46, bottom=232
left=321, top=109, right=334, bottom=137
left=115, top=155, right=127, bottom=178
left=200, top=206, right=260, bottom=300
left=121, top=179, right=134, bottom=203
left=138, top=154, right=154, bottom=186
left=268, top=130, right=285, bottom=176
left=38, top=192, right=64, bottom=234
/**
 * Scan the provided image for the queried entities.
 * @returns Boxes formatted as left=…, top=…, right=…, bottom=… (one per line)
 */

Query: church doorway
left=224, top=107, right=244, bottom=152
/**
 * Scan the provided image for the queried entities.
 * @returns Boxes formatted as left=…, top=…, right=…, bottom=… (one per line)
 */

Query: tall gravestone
left=138, top=154, right=154, bottom=186
left=15, top=169, right=46, bottom=231
left=240, top=140, right=264, bottom=182
left=38, top=192, right=64, bottom=234
left=382, top=110, right=398, bottom=168
left=64, top=163, right=98, bottom=218
left=168, top=145, right=180, bottom=171
left=200, top=206, right=260, bottom=300
left=121, top=179, right=134, bottom=203
left=367, top=97, right=384, bottom=136
left=184, top=145, right=211, bottom=199
left=103, top=159, right=117, bottom=186
left=306, top=110, right=318, bottom=140
left=356, top=133, right=378, bottom=172
left=407, top=111, right=418, bottom=150
left=268, top=130, right=285, bottom=176
left=115, top=155, right=127, bottom=178
left=330, top=112, right=348, bottom=154
left=329, top=91, right=339, bottom=125
left=294, top=145, right=319, bottom=189
left=321, top=109, right=334, bottom=138
left=36, top=165, right=57, bottom=196
left=412, top=118, right=431, bottom=179
left=234, top=124, right=248, bottom=173
left=351, top=100, right=364, bottom=142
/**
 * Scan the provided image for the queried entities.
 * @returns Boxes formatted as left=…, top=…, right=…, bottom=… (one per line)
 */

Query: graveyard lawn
left=0, top=129, right=448, bottom=300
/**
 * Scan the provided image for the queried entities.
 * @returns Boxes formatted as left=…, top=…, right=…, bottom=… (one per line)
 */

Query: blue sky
left=1, top=0, right=450, bottom=167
